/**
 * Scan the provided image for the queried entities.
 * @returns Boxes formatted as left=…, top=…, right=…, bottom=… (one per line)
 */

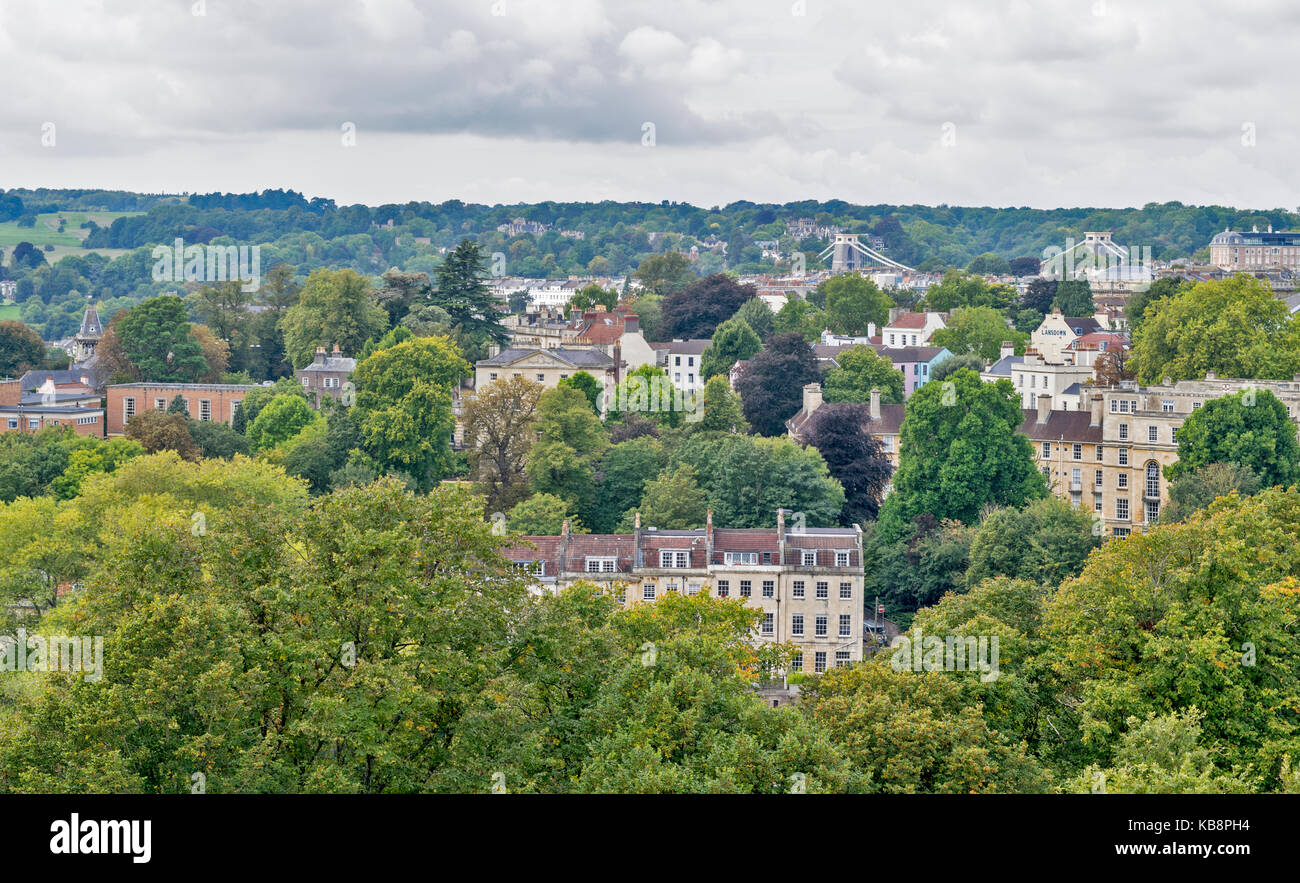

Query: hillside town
left=2, top=4, right=1300, bottom=848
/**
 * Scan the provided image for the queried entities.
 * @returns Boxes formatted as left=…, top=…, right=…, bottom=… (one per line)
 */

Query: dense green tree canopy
left=819, top=273, right=894, bottom=336
left=508, top=492, right=586, bottom=535
left=876, top=369, right=1046, bottom=543
left=733, top=296, right=775, bottom=340
left=0, top=320, right=46, bottom=378
left=965, top=496, right=1099, bottom=588
left=670, top=432, right=844, bottom=528
left=115, top=295, right=209, bottom=382
left=1161, top=462, right=1262, bottom=524
left=621, top=463, right=709, bottom=530
left=248, top=393, right=321, bottom=452
left=932, top=306, right=1026, bottom=363
left=700, top=317, right=761, bottom=381
left=823, top=346, right=906, bottom=405
left=352, top=335, right=469, bottom=489
left=1129, top=275, right=1300, bottom=383
left=279, top=268, right=388, bottom=370
left=1166, top=389, right=1300, bottom=488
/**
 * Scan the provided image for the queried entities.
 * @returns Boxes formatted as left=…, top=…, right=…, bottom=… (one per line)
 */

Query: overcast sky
left=1, top=0, right=1296, bottom=210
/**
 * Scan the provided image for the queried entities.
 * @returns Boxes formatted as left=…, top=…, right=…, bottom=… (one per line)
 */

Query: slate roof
left=872, top=344, right=947, bottom=363
left=79, top=304, right=102, bottom=337
left=19, top=392, right=100, bottom=406
left=300, top=355, right=356, bottom=373
left=504, top=524, right=863, bottom=573
left=1063, top=317, right=1104, bottom=335
left=18, top=368, right=103, bottom=391
left=658, top=339, right=711, bottom=356
left=478, top=347, right=615, bottom=369
left=786, top=400, right=905, bottom=440
left=984, top=355, right=1023, bottom=377
left=1017, top=408, right=1104, bottom=443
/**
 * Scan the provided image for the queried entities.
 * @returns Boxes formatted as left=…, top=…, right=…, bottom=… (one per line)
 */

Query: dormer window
left=659, top=549, right=689, bottom=568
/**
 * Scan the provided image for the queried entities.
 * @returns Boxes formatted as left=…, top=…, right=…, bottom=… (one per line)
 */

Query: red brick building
left=106, top=382, right=255, bottom=435
left=1, top=378, right=105, bottom=437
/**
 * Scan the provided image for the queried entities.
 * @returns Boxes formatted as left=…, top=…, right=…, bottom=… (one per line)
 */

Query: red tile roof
left=886, top=312, right=930, bottom=330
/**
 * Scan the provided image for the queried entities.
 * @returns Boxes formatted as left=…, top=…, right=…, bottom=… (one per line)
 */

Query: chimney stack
left=1037, top=393, right=1052, bottom=425
left=1090, top=393, right=1103, bottom=427
left=332, top=343, right=341, bottom=356
left=869, top=387, right=881, bottom=421
left=634, top=512, right=641, bottom=530
left=1000, top=340, right=1014, bottom=360
left=802, top=382, right=823, bottom=415
left=314, top=346, right=327, bottom=365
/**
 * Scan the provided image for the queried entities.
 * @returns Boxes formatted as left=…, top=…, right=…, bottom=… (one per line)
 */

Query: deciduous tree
left=734, top=332, right=821, bottom=436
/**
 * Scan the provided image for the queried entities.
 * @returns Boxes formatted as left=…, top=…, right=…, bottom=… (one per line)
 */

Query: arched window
left=1145, top=461, right=1160, bottom=498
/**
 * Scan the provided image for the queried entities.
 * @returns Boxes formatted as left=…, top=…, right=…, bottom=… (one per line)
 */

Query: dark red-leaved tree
left=734, top=332, right=821, bottom=436
left=659, top=274, right=755, bottom=340
left=804, top=403, right=893, bottom=524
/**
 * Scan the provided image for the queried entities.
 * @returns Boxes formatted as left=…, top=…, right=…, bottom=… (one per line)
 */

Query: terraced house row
left=1025, top=375, right=1300, bottom=537
left=504, top=510, right=865, bottom=672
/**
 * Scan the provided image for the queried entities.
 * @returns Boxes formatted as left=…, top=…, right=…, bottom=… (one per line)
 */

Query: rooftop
left=107, top=382, right=257, bottom=391
left=478, top=347, right=617, bottom=369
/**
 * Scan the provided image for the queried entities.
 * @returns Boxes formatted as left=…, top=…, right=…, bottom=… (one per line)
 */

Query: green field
left=0, top=210, right=140, bottom=261
left=0, top=304, right=20, bottom=321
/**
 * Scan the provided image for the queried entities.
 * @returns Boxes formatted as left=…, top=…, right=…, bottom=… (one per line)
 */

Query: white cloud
left=0, top=0, right=1295, bottom=209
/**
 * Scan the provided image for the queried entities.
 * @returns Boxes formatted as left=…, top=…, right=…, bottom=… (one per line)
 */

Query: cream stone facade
left=1010, top=350, right=1094, bottom=410
left=475, top=346, right=618, bottom=412
left=1025, top=376, right=1300, bottom=538
left=1209, top=228, right=1300, bottom=271
left=503, top=512, right=865, bottom=671
left=1030, top=310, right=1104, bottom=363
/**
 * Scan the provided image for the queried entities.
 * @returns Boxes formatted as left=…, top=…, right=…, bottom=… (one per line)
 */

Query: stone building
left=1209, top=227, right=1300, bottom=271
left=475, top=346, right=618, bottom=413
left=297, top=344, right=356, bottom=409
left=503, top=510, right=865, bottom=672
left=1024, top=376, right=1300, bottom=538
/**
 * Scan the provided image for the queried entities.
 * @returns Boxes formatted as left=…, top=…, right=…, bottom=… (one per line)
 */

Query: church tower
left=73, top=303, right=102, bottom=365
